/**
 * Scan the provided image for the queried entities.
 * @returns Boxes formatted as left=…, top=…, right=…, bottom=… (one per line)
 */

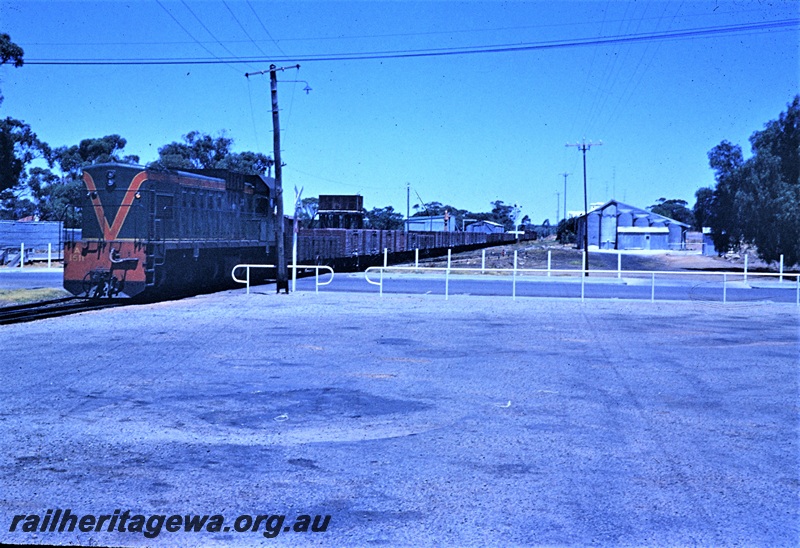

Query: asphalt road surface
left=1, top=289, right=797, bottom=547
left=0, top=268, right=65, bottom=291
left=3, top=268, right=798, bottom=305
left=295, top=271, right=798, bottom=305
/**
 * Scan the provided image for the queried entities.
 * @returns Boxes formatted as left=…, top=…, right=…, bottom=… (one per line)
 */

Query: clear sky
left=1, top=0, right=798, bottom=224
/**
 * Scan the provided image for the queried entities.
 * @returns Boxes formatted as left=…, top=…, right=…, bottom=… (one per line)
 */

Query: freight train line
left=0, top=297, right=127, bottom=325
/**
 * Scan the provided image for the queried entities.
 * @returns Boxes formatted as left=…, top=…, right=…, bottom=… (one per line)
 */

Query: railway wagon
left=64, top=163, right=276, bottom=298
left=295, top=228, right=519, bottom=270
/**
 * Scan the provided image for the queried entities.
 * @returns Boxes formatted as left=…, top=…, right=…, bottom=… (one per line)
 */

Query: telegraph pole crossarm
left=565, top=139, right=602, bottom=276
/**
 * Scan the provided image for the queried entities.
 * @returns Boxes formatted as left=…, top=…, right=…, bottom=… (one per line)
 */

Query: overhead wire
left=23, top=19, right=799, bottom=65
left=179, top=0, right=241, bottom=59
left=563, top=0, right=614, bottom=209
left=587, top=3, right=639, bottom=134
left=246, top=0, right=288, bottom=57
left=153, top=0, right=243, bottom=75
left=22, top=6, right=787, bottom=47
left=595, top=2, right=686, bottom=137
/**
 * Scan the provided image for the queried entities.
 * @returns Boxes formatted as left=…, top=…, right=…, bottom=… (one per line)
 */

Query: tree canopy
left=296, top=197, right=319, bottom=227
left=0, top=33, right=23, bottom=68
left=411, top=199, right=519, bottom=231
left=150, top=131, right=273, bottom=175
left=0, top=33, right=24, bottom=107
left=647, top=198, right=695, bottom=227
left=0, top=117, right=51, bottom=192
left=702, top=96, right=800, bottom=265
left=364, top=206, right=404, bottom=230
left=54, top=134, right=139, bottom=177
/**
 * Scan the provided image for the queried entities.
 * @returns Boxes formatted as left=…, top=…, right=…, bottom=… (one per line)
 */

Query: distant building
left=318, top=195, right=363, bottom=229
left=575, top=199, right=689, bottom=251
left=0, top=220, right=75, bottom=249
left=405, top=214, right=457, bottom=233
left=465, top=220, right=504, bottom=234
left=701, top=227, right=719, bottom=256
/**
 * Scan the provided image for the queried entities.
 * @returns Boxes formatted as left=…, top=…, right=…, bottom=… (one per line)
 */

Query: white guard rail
left=364, top=249, right=800, bottom=305
left=232, top=264, right=334, bottom=294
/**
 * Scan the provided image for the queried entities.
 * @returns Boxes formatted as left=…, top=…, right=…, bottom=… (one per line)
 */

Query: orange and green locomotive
left=64, top=163, right=276, bottom=298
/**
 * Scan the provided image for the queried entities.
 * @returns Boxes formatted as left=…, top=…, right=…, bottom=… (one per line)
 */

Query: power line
left=21, top=6, right=790, bottom=47
left=179, top=0, right=240, bottom=59
left=246, top=0, right=288, bottom=57
left=24, top=19, right=798, bottom=65
left=154, top=0, right=241, bottom=74
left=222, top=0, right=268, bottom=57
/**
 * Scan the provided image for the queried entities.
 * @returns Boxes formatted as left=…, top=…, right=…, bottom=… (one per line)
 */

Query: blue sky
left=1, top=0, right=798, bottom=224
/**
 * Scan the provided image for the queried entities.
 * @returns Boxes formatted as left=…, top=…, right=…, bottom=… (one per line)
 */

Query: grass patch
left=0, top=288, right=72, bottom=306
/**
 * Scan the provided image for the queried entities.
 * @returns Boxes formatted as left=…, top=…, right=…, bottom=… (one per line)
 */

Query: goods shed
left=405, top=214, right=457, bottom=233
left=465, top=220, right=505, bottom=234
left=576, top=200, right=689, bottom=251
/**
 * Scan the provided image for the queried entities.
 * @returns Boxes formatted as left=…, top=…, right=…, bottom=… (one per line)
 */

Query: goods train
left=64, top=163, right=524, bottom=298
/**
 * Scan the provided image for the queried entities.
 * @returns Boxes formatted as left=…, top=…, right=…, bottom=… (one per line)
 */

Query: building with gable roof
left=575, top=200, right=689, bottom=251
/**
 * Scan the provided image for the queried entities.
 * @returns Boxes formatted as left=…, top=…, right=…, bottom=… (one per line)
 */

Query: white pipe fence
left=3, top=242, right=63, bottom=268
left=232, top=264, right=334, bottom=294
left=364, top=262, right=800, bottom=305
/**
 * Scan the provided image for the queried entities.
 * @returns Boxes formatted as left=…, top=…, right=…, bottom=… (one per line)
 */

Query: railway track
left=0, top=297, right=127, bottom=325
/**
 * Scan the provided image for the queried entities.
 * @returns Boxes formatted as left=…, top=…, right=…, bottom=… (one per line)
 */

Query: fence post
left=292, top=235, right=298, bottom=293
left=547, top=249, right=551, bottom=277
left=513, top=250, right=518, bottom=300
left=445, top=248, right=451, bottom=300
left=723, top=273, right=727, bottom=303
left=617, top=252, right=622, bottom=279
left=19, top=242, right=24, bottom=269
left=481, top=249, right=486, bottom=274
left=246, top=266, right=250, bottom=295
left=384, top=248, right=388, bottom=268
left=651, top=273, right=655, bottom=302
left=743, top=254, right=748, bottom=283
left=581, top=268, right=585, bottom=302
left=415, top=248, right=419, bottom=268
left=48, top=243, right=52, bottom=268
left=779, top=254, right=784, bottom=283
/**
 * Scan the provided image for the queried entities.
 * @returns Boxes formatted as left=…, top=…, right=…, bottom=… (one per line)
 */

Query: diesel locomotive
left=64, top=163, right=276, bottom=298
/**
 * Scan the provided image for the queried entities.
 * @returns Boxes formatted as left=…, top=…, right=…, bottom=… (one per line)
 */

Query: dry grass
left=0, top=288, right=72, bottom=306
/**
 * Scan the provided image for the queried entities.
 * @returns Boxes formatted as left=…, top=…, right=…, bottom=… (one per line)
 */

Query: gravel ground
left=0, top=289, right=797, bottom=547
left=412, top=241, right=792, bottom=274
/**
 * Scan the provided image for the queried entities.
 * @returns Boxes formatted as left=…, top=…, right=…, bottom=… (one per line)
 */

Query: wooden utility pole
left=406, top=182, right=410, bottom=234
left=245, top=64, right=306, bottom=293
left=556, top=192, right=560, bottom=223
left=269, top=64, right=289, bottom=292
left=565, top=139, right=602, bottom=276
left=560, top=172, right=569, bottom=223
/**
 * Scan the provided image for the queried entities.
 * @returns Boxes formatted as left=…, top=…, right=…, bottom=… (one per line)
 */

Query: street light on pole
left=245, top=64, right=309, bottom=293
left=565, top=139, right=602, bottom=276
